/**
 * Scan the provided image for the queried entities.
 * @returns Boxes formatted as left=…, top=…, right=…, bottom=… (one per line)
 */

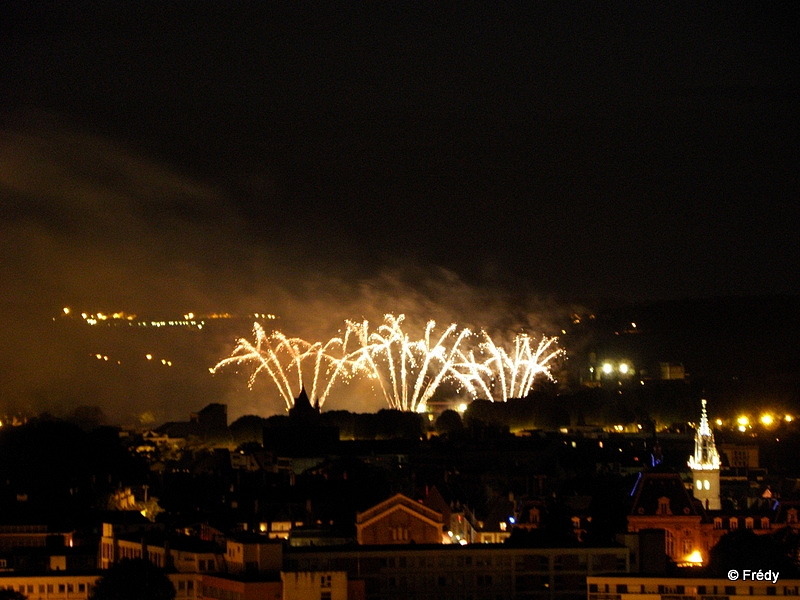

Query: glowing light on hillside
left=760, top=413, right=775, bottom=427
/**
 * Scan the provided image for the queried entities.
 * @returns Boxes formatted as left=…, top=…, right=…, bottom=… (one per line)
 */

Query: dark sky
left=0, top=2, right=798, bottom=422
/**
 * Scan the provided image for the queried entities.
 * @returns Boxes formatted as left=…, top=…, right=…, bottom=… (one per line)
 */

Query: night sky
left=1, top=3, right=798, bottom=422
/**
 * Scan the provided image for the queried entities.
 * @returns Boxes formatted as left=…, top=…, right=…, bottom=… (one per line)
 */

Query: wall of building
left=284, top=545, right=630, bottom=600
left=281, top=571, right=348, bottom=600
left=588, top=575, right=800, bottom=600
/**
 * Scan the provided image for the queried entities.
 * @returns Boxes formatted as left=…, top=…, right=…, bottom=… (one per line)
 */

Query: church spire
left=688, top=399, right=721, bottom=510
left=688, top=399, right=720, bottom=470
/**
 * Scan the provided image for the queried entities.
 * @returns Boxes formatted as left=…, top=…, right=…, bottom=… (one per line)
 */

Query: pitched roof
left=629, top=467, right=701, bottom=517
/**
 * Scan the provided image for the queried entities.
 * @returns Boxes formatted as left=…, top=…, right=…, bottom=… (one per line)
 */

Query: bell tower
left=688, top=399, right=721, bottom=510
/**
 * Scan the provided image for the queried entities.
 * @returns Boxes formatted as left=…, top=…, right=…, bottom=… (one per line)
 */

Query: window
left=321, top=575, right=332, bottom=588
left=391, top=527, right=409, bottom=541
left=657, top=497, right=671, bottom=515
left=664, top=530, right=675, bottom=557
left=745, top=517, right=754, bottom=529
left=730, top=518, right=738, bottom=530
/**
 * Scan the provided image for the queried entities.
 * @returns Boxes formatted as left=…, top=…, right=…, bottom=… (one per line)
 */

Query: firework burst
left=349, top=314, right=472, bottom=412
left=213, top=315, right=563, bottom=412
left=452, top=331, right=563, bottom=402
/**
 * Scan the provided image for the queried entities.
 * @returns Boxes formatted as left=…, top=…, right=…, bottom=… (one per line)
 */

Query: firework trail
left=211, top=323, right=361, bottom=410
left=349, top=314, right=472, bottom=412
left=453, top=331, right=563, bottom=402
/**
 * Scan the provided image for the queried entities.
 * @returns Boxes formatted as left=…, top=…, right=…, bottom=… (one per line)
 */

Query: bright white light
left=684, top=550, right=703, bottom=565
left=602, top=363, right=613, bottom=374
left=618, top=363, right=629, bottom=375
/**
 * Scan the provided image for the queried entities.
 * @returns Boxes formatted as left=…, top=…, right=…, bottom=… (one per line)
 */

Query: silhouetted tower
left=688, top=399, right=721, bottom=510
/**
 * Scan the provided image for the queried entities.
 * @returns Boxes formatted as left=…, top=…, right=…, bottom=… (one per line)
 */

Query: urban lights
left=598, top=360, right=634, bottom=379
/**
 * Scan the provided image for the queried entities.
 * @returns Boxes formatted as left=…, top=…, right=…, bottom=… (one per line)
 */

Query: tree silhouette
left=0, top=589, right=28, bottom=600
left=90, top=558, right=175, bottom=600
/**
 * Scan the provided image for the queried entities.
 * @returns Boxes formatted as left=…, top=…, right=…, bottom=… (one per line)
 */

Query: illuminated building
left=356, top=494, right=444, bottom=545
left=688, top=399, right=721, bottom=511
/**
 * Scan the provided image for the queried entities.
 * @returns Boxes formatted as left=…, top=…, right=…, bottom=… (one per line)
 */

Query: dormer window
left=657, top=497, right=672, bottom=515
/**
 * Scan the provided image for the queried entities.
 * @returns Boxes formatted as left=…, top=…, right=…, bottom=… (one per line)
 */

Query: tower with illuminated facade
left=688, top=399, right=721, bottom=510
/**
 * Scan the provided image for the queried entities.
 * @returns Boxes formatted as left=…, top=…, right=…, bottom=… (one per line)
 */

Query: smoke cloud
left=0, top=115, right=571, bottom=424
